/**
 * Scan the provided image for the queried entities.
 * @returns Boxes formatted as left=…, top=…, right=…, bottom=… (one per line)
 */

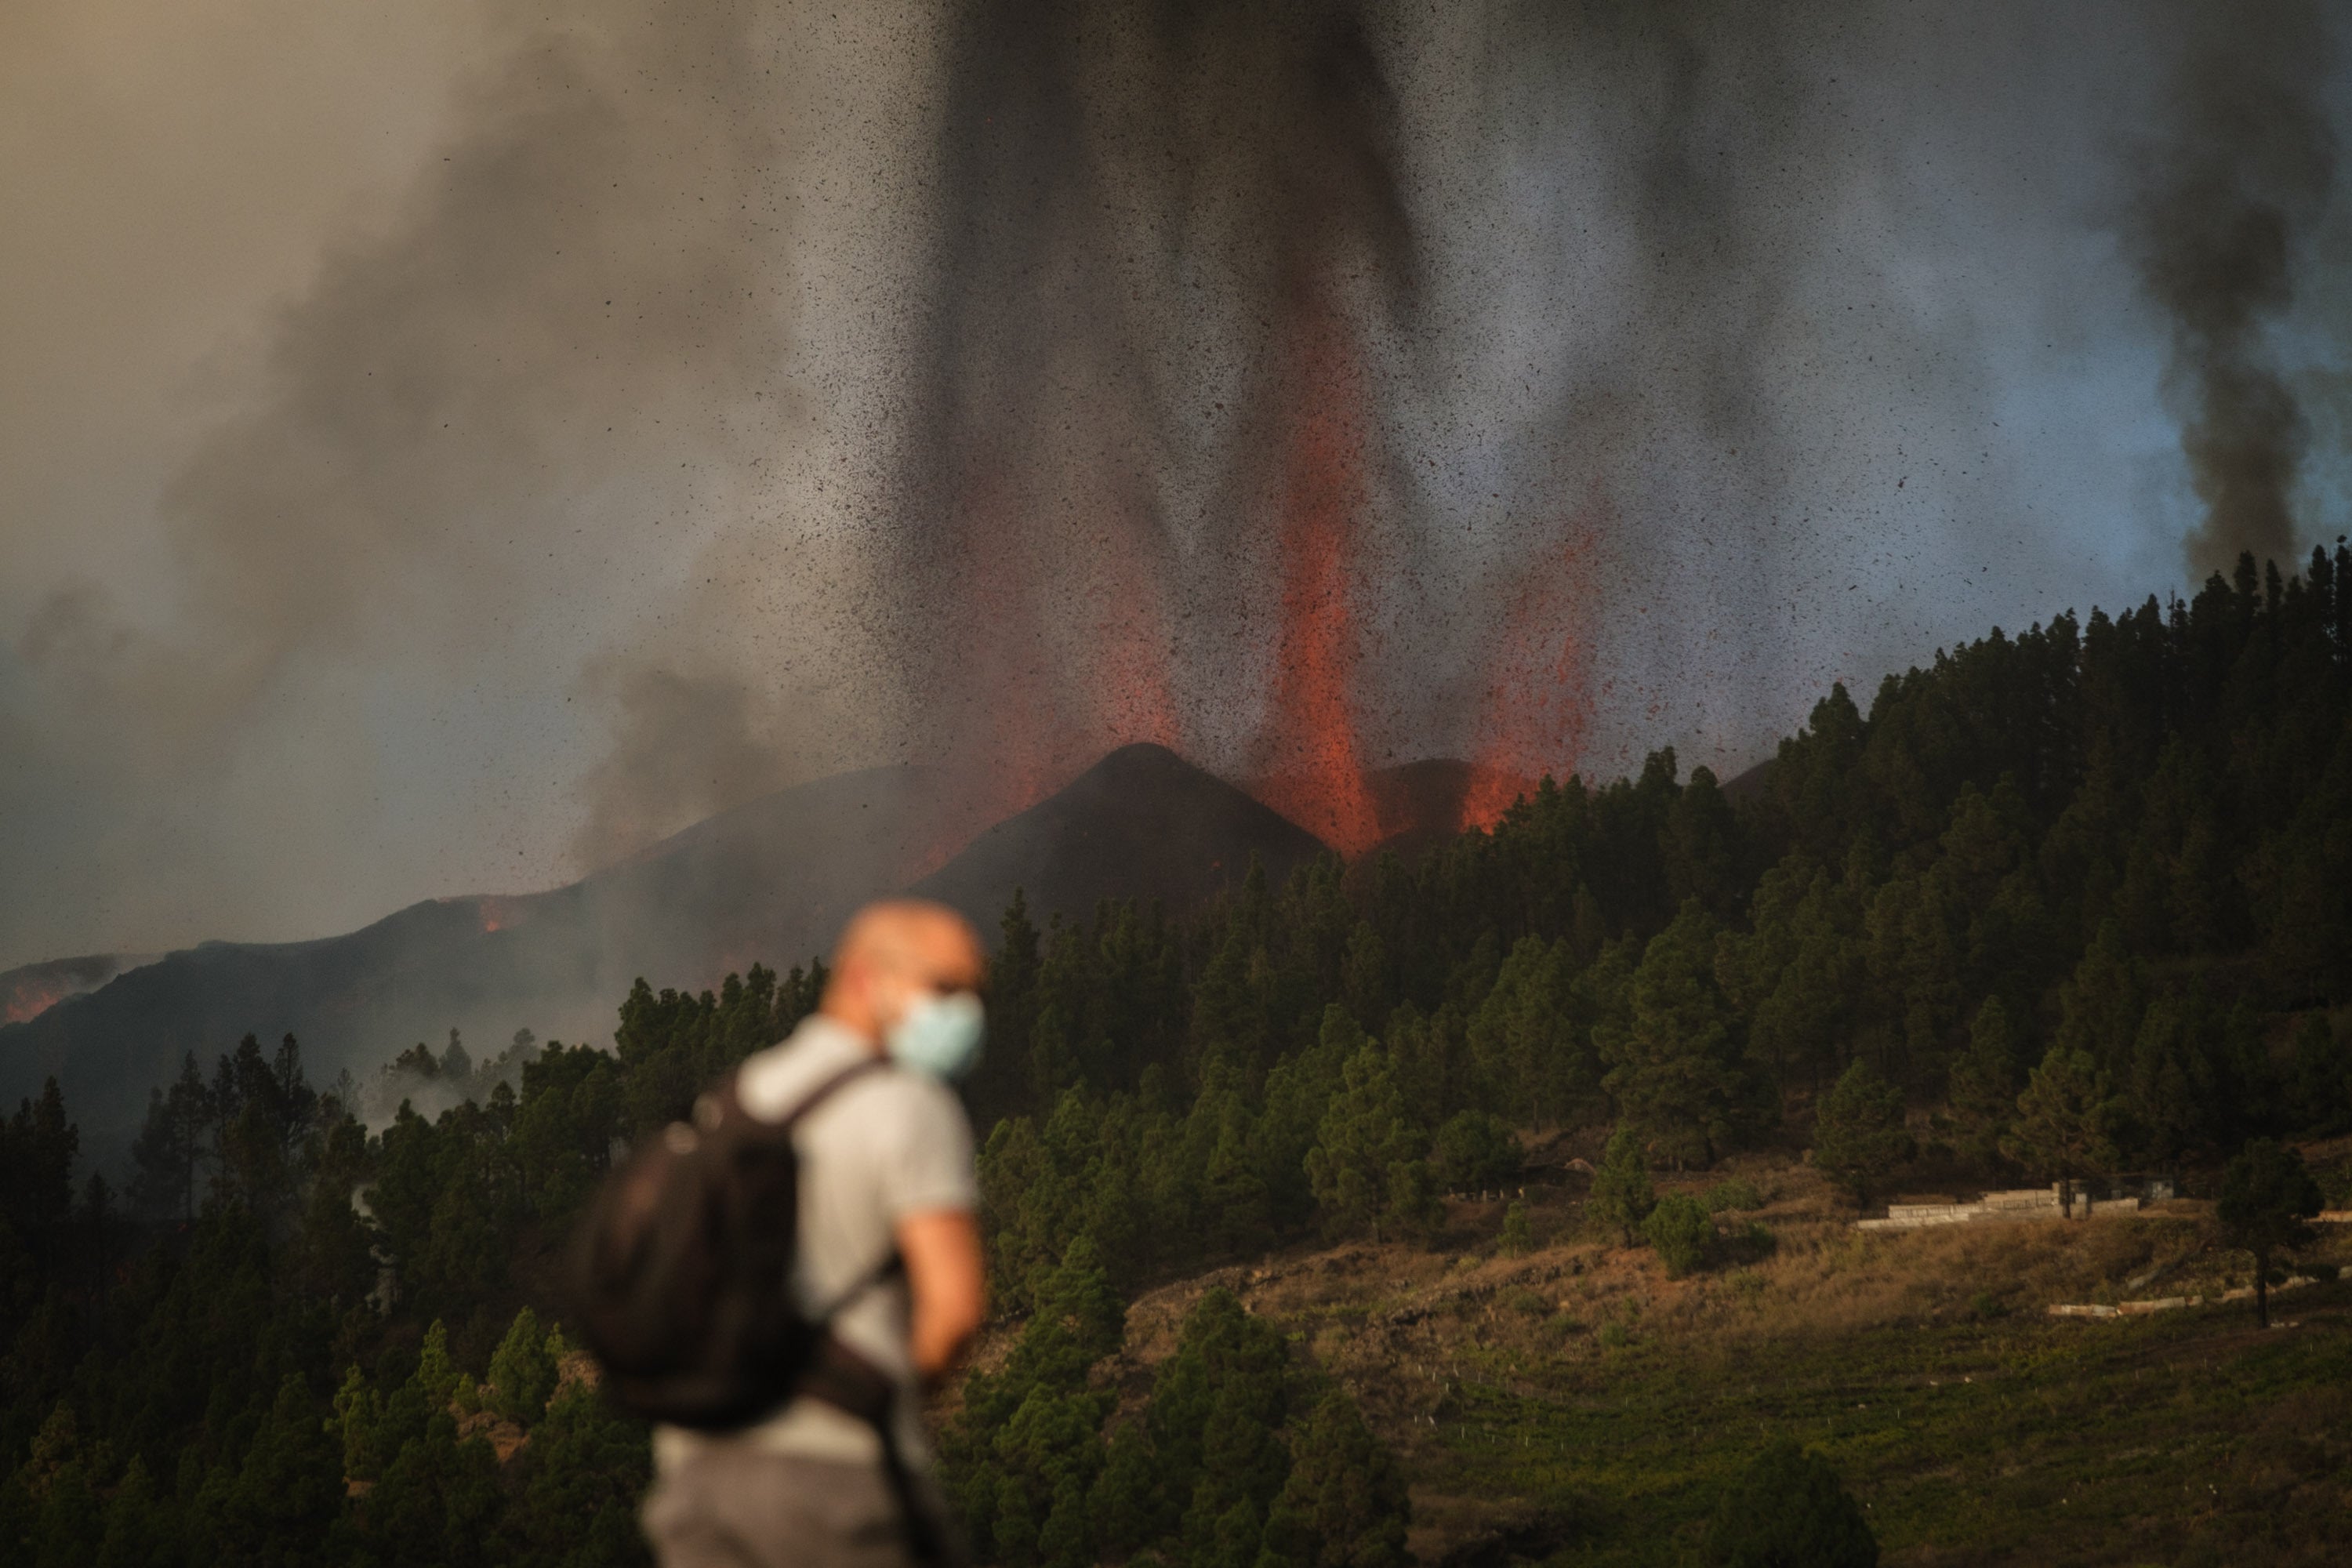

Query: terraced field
left=1073, top=1159, right=2352, bottom=1566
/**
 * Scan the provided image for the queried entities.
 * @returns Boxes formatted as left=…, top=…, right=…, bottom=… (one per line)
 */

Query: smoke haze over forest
left=1, top=0, right=2346, bottom=971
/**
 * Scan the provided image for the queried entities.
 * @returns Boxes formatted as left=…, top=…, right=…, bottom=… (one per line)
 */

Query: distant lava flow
left=2, top=953, right=137, bottom=1025
left=5, top=978, right=69, bottom=1026
left=1247, top=285, right=1385, bottom=855
left=475, top=896, right=526, bottom=935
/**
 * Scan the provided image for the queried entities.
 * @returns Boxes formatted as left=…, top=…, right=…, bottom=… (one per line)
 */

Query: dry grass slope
left=960, top=1153, right=2352, bottom=1566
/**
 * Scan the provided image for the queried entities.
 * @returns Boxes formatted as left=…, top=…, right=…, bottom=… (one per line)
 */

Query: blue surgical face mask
left=886, top=989, right=986, bottom=1083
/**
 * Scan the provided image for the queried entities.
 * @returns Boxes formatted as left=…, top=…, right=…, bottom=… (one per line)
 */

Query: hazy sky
left=1, top=0, right=2343, bottom=972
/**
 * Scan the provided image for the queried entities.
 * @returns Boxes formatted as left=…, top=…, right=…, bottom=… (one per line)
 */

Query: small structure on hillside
left=1857, top=1176, right=2176, bottom=1230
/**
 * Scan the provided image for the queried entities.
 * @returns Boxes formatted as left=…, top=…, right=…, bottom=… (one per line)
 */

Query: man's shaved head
left=821, top=899, right=985, bottom=1046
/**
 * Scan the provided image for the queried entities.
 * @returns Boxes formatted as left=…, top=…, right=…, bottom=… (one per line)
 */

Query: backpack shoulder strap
left=717, top=1053, right=886, bottom=1134
left=782, top=1054, right=906, bottom=1317
left=781, top=1054, right=887, bottom=1125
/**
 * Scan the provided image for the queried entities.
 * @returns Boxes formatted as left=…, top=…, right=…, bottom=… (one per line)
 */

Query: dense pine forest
left=3, top=547, right=2350, bottom=1566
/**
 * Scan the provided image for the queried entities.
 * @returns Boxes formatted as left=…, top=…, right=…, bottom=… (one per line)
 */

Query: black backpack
left=570, top=1058, right=884, bottom=1430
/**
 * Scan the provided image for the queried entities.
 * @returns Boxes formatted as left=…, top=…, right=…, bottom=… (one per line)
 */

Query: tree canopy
left=5, top=546, right=2351, bottom=1563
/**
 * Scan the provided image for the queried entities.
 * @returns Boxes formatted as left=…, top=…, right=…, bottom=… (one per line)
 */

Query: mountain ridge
left=0, top=745, right=1360, bottom=1156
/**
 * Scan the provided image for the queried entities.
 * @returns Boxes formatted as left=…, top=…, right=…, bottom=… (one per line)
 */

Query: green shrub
left=1642, top=1192, right=1716, bottom=1279
left=1433, top=1110, right=1522, bottom=1192
left=1704, top=1177, right=1765, bottom=1214
left=1704, top=1442, right=1878, bottom=1567
left=1501, top=1287, right=1549, bottom=1318
left=1590, top=1127, right=1656, bottom=1244
left=1500, top=1200, right=1532, bottom=1256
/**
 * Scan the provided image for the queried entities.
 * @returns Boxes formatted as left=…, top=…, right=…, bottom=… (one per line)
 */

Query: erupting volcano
left=894, top=9, right=1598, bottom=858
left=1247, top=285, right=1385, bottom=855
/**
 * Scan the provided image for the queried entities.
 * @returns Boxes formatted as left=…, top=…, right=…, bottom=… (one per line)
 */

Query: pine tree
left=218, top=1374, right=343, bottom=1563
left=332, top=1363, right=387, bottom=1483
left=1256, top=1011, right=1354, bottom=1228
left=497, top=1376, right=652, bottom=1568
left=1598, top=902, right=1756, bottom=1167
left=1258, top=1392, right=1411, bottom=1568
left=1088, top=1419, right=1167, bottom=1558
left=2051, top=922, right=2147, bottom=1078
left=2126, top=995, right=2221, bottom=1163
left=1811, top=1059, right=1913, bottom=1210
left=1465, top=936, right=1588, bottom=1128
left=1028, top=1004, right=1076, bottom=1105
left=94, top=1457, right=170, bottom=1568
left=129, top=1053, right=212, bottom=1225
left=1340, top=920, right=1392, bottom=1033
left=2285, top=1014, right=2348, bottom=1134
left=486, top=1306, right=560, bottom=1425
left=1589, top=1127, right=1656, bottom=1246
left=1145, top=1290, right=1294, bottom=1559
left=357, top=1405, right=504, bottom=1568
left=9, top=1080, right=78, bottom=1271
left=1305, top=1047, right=1428, bottom=1243
left=441, top=1028, right=473, bottom=1087
left=2002, top=1047, right=2122, bottom=1216
left=292, top=1109, right=376, bottom=1306
left=1946, top=998, right=2022, bottom=1162
left=2217, top=1139, right=2323, bottom=1329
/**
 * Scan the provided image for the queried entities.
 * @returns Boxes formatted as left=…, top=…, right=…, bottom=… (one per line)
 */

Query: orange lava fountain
left=1248, top=288, right=1385, bottom=855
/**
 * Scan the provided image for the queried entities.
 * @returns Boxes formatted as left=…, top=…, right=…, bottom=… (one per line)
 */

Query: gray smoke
left=884, top=0, right=1421, bottom=806
left=569, top=664, right=787, bottom=869
left=2128, top=0, right=2339, bottom=577
left=3, top=0, right=2346, bottom=972
left=0, top=0, right=828, bottom=964
left=880, top=0, right=2071, bottom=795
left=162, top=0, right=791, bottom=699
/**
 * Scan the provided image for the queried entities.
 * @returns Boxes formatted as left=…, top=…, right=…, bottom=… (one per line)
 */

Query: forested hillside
left=3, top=547, right=2348, bottom=1566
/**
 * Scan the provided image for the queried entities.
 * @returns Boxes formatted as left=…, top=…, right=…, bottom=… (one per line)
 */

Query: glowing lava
left=1248, top=287, right=1383, bottom=855
left=476, top=896, right=524, bottom=935
left=4, top=978, right=69, bottom=1025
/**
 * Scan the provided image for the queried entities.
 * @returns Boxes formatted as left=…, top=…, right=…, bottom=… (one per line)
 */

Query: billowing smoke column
left=890, top=0, right=1572, bottom=852
left=2129, top=0, right=2339, bottom=577
left=19, top=0, right=2351, bottom=976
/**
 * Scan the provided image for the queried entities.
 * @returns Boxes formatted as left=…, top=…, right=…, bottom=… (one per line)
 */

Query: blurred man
left=641, top=899, right=989, bottom=1568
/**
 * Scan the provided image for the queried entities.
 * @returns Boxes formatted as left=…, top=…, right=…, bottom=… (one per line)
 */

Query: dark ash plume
left=888, top=0, right=1421, bottom=813
left=2128, top=0, right=2338, bottom=576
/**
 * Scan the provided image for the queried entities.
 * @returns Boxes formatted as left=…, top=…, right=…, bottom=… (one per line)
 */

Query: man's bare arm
left=896, top=1207, right=985, bottom=1385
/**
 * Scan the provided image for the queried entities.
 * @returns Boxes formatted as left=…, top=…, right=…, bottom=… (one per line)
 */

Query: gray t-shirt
left=652, top=1014, right=978, bottom=1474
